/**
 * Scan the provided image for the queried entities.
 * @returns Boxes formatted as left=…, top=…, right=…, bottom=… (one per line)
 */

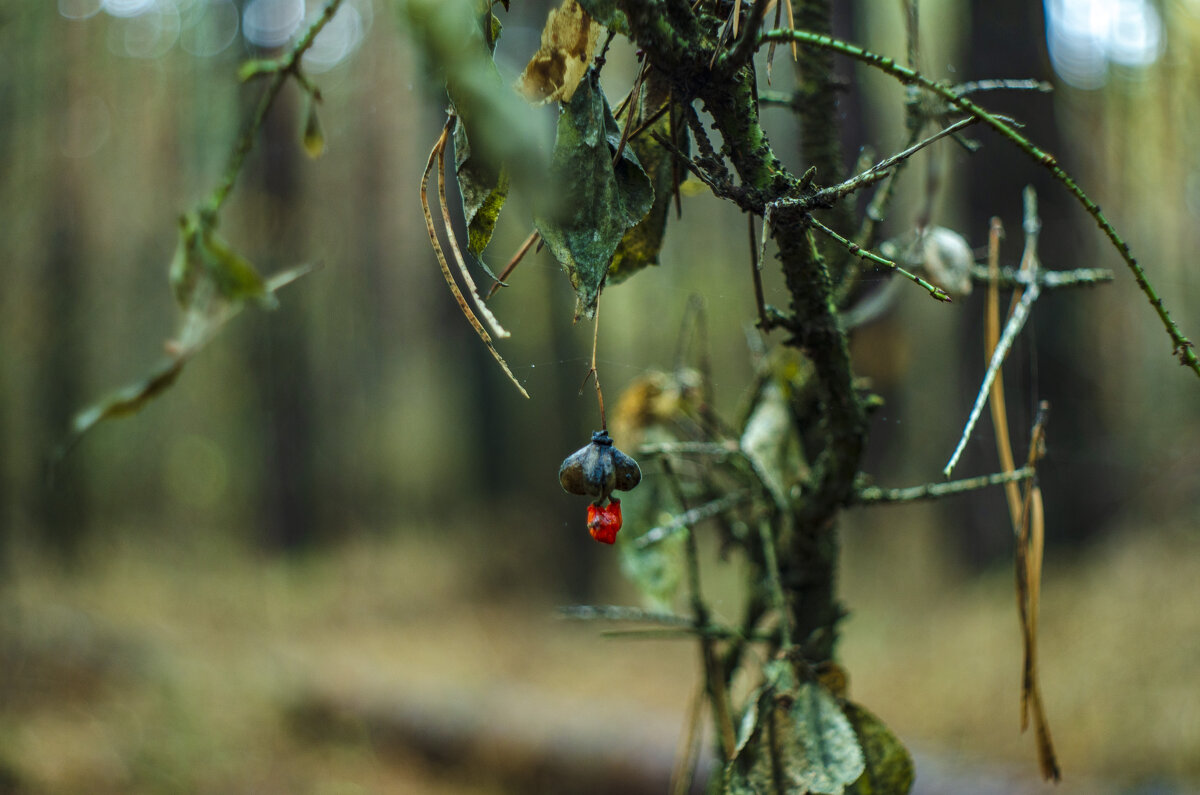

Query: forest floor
left=1, top=510, right=1197, bottom=795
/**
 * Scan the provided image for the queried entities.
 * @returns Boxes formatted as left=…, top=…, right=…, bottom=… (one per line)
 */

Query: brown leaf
left=517, top=0, right=600, bottom=105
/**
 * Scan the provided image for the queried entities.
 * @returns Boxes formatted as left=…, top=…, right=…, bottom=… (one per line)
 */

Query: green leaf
left=573, top=0, right=631, bottom=34
left=535, top=67, right=654, bottom=319
left=68, top=357, right=184, bottom=442
left=444, top=5, right=509, bottom=266
left=170, top=212, right=274, bottom=310
left=609, top=76, right=678, bottom=284
left=842, top=701, right=915, bottom=795
left=727, top=660, right=866, bottom=795
left=453, top=116, right=509, bottom=261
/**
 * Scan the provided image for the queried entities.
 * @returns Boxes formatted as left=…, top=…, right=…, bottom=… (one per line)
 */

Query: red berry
left=586, top=499, right=623, bottom=544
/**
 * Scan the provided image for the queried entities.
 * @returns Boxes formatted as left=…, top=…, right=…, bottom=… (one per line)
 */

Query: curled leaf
left=170, top=211, right=274, bottom=310
left=517, top=0, right=600, bottom=105
left=535, top=68, right=654, bottom=319
left=727, top=660, right=865, bottom=795
left=609, top=74, right=679, bottom=284
left=453, top=116, right=508, bottom=260
left=842, top=701, right=915, bottom=795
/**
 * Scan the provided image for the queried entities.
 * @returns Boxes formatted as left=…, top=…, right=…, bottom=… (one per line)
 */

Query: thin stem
left=748, top=213, right=769, bottom=327
left=633, top=491, right=750, bottom=549
left=485, top=229, right=539, bottom=300
left=725, top=0, right=773, bottom=68
left=758, top=27, right=1200, bottom=377
left=590, top=297, right=607, bottom=430
left=952, top=78, right=1054, bottom=96
left=756, top=519, right=793, bottom=647
left=809, top=216, right=951, bottom=302
left=853, top=465, right=1035, bottom=504
left=558, top=604, right=695, bottom=626
left=207, top=0, right=344, bottom=216
left=808, top=115, right=978, bottom=208
left=945, top=267, right=1040, bottom=477
left=660, top=459, right=737, bottom=760
left=969, top=264, right=1113, bottom=288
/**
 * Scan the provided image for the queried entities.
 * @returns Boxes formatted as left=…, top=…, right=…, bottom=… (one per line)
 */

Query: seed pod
left=558, top=430, right=642, bottom=502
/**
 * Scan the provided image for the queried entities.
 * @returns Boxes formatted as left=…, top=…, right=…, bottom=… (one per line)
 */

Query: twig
left=633, top=491, right=750, bottom=549
left=757, top=27, right=1200, bottom=376
left=638, top=441, right=739, bottom=457
left=485, top=229, right=539, bottom=300
left=207, top=0, right=344, bottom=216
left=579, top=294, right=608, bottom=429
left=557, top=604, right=695, bottom=626
left=853, top=466, right=1035, bottom=504
left=612, top=56, right=651, bottom=165
left=944, top=255, right=1040, bottom=478
left=808, top=216, right=951, bottom=302
left=806, top=116, right=979, bottom=208
left=755, top=519, right=793, bottom=647
left=660, top=459, right=737, bottom=761
left=724, top=0, right=773, bottom=68
left=969, top=264, right=1113, bottom=288
left=952, top=78, right=1053, bottom=96
left=748, top=214, right=769, bottom=327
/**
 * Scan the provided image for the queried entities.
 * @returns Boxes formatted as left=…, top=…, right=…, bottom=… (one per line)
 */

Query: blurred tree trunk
left=34, top=19, right=91, bottom=562
left=248, top=68, right=323, bottom=552
left=957, top=0, right=1113, bottom=567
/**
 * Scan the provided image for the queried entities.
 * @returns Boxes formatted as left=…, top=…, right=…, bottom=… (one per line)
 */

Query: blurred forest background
left=1, top=0, right=1198, bottom=793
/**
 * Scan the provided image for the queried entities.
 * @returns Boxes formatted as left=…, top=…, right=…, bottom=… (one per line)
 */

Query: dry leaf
left=517, top=0, right=600, bottom=105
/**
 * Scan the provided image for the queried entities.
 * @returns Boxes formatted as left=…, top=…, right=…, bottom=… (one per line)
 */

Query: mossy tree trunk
left=616, top=0, right=865, bottom=662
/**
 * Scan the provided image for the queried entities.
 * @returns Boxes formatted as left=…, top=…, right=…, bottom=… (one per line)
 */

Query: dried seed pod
left=558, top=430, right=642, bottom=502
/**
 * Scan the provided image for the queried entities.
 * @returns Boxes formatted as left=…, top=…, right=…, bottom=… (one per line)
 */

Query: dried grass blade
left=986, top=217, right=1023, bottom=528
left=436, top=122, right=510, bottom=340
left=422, top=120, right=529, bottom=398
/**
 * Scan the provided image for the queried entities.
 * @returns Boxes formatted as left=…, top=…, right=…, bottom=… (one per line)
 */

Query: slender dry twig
left=660, top=459, right=737, bottom=760
left=809, top=216, right=951, bottom=302
left=952, top=78, right=1053, bottom=96
left=578, top=294, right=608, bottom=429
left=748, top=213, right=769, bottom=327
left=970, top=264, right=1113, bottom=288
left=853, top=465, right=1036, bottom=504
left=756, top=27, right=1200, bottom=376
left=485, top=229, right=539, bottom=300
left=944, top=209, right=1041, bottom=477
left=806, top=116, right=979, bottom=208
left=633, top=491, right=750, bottom=549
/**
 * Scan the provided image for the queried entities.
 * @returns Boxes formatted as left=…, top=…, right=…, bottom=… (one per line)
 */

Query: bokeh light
left=242, top=0, right=305, bottom=49
left=1045, top=0, right=1164, bottom=89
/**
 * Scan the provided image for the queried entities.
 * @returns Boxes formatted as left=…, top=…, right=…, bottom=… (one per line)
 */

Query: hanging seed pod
left=558, top=430, right=641, bottom=503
